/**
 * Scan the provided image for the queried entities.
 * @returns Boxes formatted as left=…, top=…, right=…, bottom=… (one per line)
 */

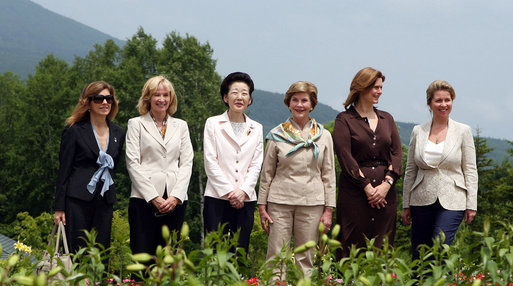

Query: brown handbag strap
left=55, top=221, right=70, bottom=254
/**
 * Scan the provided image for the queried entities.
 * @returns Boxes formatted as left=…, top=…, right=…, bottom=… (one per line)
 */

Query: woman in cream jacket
left=401, top=80, right=478, bottom=260
left=126, top=75, right=193, bottom=257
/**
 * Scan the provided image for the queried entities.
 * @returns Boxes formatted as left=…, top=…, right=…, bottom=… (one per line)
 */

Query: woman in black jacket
left=54, top=81, right=125, bottom=252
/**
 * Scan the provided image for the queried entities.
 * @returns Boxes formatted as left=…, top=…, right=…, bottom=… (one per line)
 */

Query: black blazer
left=55, top=118, right=125, bottom=210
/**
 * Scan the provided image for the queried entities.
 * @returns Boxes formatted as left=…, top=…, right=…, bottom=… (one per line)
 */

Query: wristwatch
left=384, top=178, right=394, bottom=185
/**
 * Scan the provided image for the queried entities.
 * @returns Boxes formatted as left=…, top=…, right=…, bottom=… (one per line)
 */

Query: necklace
left=150, top=112, right=167, bottom=139
left=430, top=122, right=447, bottom=144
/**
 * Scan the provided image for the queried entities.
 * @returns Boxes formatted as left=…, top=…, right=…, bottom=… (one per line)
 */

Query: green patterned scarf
left=266, top=117, right=324, bottom=159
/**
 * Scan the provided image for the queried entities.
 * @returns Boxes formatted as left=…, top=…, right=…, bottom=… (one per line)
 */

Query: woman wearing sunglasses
left=126, top=75, right=193, bottom=260
left=54, top=81, right=125, bottom=252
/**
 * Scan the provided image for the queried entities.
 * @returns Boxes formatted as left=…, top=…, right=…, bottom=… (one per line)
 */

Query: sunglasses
left=91, top=94, right=114, bottom=104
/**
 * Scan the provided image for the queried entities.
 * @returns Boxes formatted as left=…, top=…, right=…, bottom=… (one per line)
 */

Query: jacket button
left=236, top=160, right=239, bottom=164
left=235, top=170, right=238, bottom=173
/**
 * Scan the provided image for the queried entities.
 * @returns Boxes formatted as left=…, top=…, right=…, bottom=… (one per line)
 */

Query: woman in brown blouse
left=332, top=67, right=402, bottom=257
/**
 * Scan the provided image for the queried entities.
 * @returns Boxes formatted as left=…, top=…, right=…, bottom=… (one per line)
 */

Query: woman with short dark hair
left=203, top=72, right=263, bottom=253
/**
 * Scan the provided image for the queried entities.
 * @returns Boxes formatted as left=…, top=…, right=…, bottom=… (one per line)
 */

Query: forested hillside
left=248, top=91, right=508, bottom=163
left=1, top=0, right=509, bottom=162
left=0, top=29, right=225, bottom=244
left=247, top=89, right=340, bottom=134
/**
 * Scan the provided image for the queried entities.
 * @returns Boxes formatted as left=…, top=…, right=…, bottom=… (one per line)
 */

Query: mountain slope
left=247, top=89, right=340, bottom=134
left=1, top=1, right=507, bottom=162
left=0, top=0, right=124, bottom=77
left=248, top=90, right=508, bottom=162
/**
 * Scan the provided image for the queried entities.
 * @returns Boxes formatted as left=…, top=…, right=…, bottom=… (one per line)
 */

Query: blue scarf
left=87, top=125, right=114, bottom=196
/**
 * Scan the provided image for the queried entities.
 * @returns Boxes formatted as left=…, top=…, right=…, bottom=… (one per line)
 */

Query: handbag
left=36, top=221, right=72, bottom=280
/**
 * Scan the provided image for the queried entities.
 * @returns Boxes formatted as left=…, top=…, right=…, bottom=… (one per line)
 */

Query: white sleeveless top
left=424, top=140, right=444, bottom=167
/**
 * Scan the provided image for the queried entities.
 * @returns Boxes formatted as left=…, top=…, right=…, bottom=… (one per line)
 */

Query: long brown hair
left=344, top=67, right=385, bottom=110
left=65, top=81, right=119, bottom=126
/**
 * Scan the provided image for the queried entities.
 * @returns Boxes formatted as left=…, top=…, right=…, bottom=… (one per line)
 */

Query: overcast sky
left=31, top=0, right=513, bottom=140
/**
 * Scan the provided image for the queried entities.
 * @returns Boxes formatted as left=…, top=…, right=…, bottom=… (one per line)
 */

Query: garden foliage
left=2, top=218, right=513, bottom=285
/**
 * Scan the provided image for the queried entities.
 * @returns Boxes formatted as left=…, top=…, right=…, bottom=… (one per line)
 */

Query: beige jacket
left=402, top=119, right=478, bottom=211
left=257, top=121, right=336, bottom=208
left=126, top=113, right=194, bottom=203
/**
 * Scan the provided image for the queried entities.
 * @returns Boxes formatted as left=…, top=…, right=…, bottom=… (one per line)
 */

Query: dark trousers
left=203, top=196, right=255, bottom=253
left=410, top=199, right=464, bottom=260
left=65, top=191, right=113, bottom=253
left=128, top=197, right=187, bottom=255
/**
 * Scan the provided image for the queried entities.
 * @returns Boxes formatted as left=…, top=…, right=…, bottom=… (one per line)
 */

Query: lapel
left=106, top=120, right=120, bottom=155
left=164, top=116, right=180, bottom=146
left=79, top=120, right=100, bottom=156
left=218, top=111, right=254, bottom=147
left=140, top=113, right=166, bottom=149
left=416, top=121, right=431, bottom=167
left=440, top=118, right=457, bottom=163
left=238, top=117, right=256, bottom=146
left=219, top=111, right=240, bottom=146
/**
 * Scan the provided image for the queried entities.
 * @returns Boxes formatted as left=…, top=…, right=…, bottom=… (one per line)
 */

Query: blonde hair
left=426, top=80, right=455, bottom=105
left=344, top=67, right=385, bottom=109
left=65, top=81, right=118, bottom=126
left=283, top=81, right=318, bottom=110
left=137, top=75, right=177, bottom=115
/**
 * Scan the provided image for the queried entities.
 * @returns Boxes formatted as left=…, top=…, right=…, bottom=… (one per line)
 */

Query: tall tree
left=0, top=72, right=27, bottom=227
left=469, top=128, right=512, bottom=236
left=0, top=56, right=72, bottom=224
left=159, top=32, right=225, bottom=245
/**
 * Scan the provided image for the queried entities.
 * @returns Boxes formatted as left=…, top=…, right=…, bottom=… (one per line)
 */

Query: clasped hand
left=225, top=189, right=248, bottom=209
left=152, top=196, right=179, bottom=214
left=364, top=183, right=390, bottom=209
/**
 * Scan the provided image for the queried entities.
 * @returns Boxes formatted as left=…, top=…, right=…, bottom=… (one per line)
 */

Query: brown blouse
left=332, top=105, right=402, bottom=256
left=333, top=106, right=402, bottom=189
